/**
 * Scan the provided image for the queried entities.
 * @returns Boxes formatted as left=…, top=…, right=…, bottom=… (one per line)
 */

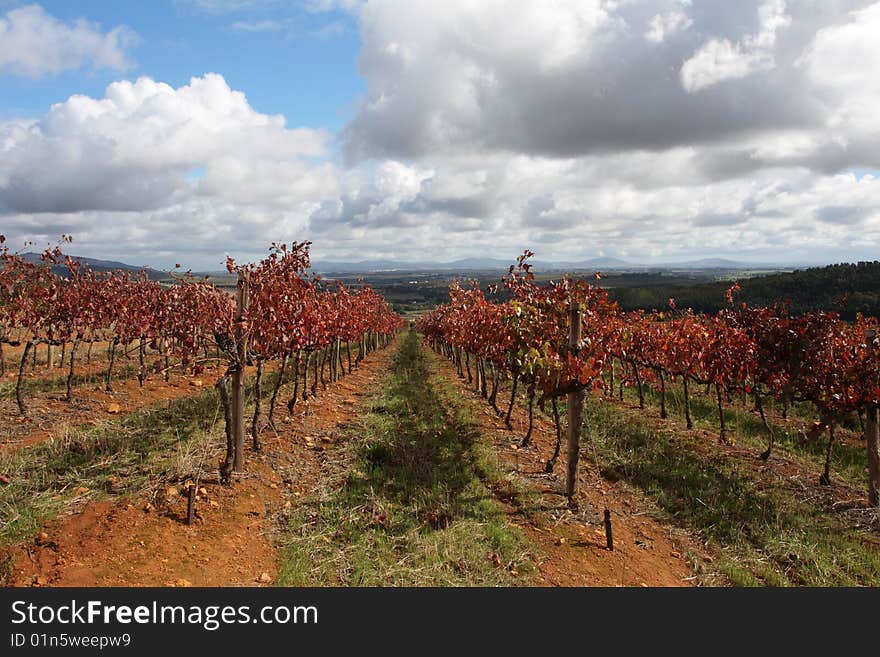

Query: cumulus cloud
left=337, top=0, right=880, bottom=168
left=316, top=0, right=880, bottom=263
left=180, top=0, right=279, bottom=14
left=339, top=0, right=857, bottom=163
left=301, top=148, right=880, bottom=265
left=0, top=4, right=138, bottom=78
left=645, top=1, right=693, bottom=43
left=5, top=2, right=880, bottom=268
left=304, top=0, right=366, bottom=13
left=680, top=0, right=790, bottom=92
left=0, top=73, right=330, bottom=214
left=230, top=20, right=285, bottom=32
left=797, top=2, right=880, bottom=164
left=308, top=161, right=433, bottom=233
left=0, top=74, right=343, bottom=266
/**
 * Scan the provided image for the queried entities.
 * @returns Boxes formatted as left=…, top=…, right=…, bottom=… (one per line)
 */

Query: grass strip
left=278, top=331, right=533, bottom=586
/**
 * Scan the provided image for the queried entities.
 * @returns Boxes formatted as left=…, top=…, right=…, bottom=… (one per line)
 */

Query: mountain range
left=16, top=252, right=781, bottom=276
left=20, top=252, right=166, bottom=280
left=310, top=255, right=774, bottom=273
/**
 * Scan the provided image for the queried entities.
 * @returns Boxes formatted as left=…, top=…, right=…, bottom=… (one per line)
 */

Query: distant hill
left=313, top=256, right=636, bottom=273
left=10, top=251, right=783, bottom=279
left=610, top=261, right=880, bottom=320
left=310, top=255, right=779, bottom=273
left=543, top=256, right=633, bottom=270
left=312, top=257, right=515, bottom=272
left=665, top=257, right=768, bottom=269
left=20, top=253, right=166, bottom=280
left=578, top=256, right=632, bottom=268
left=446, top=257, right=514, bottom=269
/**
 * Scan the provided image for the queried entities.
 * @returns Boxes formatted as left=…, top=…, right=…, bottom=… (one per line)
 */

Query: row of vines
left=417, top=251, right=880, bottom=507
left=0, top=236, right=402, bottom=484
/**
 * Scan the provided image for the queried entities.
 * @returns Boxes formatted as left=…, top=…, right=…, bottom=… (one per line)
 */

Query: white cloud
left=681, top=0, right=790, bottom=92
left=0, top=73, right=331, bottom=216
left=801, top=2, right=880, bottom=133
left=341, top=0, right=825, bottom=162
left=304, top=0, right=365, bottom=14
left=680, top=38, right=772, bottom=92
left=5, top=2, right=880, bottom=268
left=0, top=4, right=138, bottom=78
left=310, top=20, right=348, bottom=39
left=230, top=19, right=284, bottom=32
left=181, top=0, right=278, bottom=14
left=301, top=147, right=880, bottom=265
left=645, top=3, right=692, bottom=43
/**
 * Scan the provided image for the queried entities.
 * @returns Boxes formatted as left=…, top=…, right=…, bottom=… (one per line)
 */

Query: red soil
left=6, top=336, right=725, bottom=588
left=6, top=346, right=396, bottom=587
left=431, top=352, right=709, bottom=587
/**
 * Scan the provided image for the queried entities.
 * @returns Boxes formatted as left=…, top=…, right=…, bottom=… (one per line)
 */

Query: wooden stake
left=65, top=339, right=79, bottom=402
left=866, top=329, right=880, bottom=506
left=232, top=273, right=249, bottom=472
left=604, top=508, right=614, bottom=551
left=217, top=376, right=234, bottom=485
left=566, top=302, right=585, bottom=505
left=186, top=484, right=196, bottom=526
left=251, top=359, right=264, bottom=451
left=16, top=342, right=33, bottom=416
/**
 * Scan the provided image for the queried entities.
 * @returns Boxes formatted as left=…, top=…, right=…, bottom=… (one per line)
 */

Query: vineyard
left=1, top=243, right=879, bottom=586
left=417, top=252, right=880, bottom=508
left=0, top=237, right=401, bottom=477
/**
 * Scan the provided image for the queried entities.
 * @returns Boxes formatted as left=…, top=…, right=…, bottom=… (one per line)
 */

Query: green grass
left=467, top=356, right=878, bottom=586
left=0, top=386, right=226, bottom=559
left=584, top=397, right=880, bottom=586
left=277, top=331, right=533, bottom=586
left=0, top=362, right=292, bottom=565
left=630, top=380, right=869, bottom=486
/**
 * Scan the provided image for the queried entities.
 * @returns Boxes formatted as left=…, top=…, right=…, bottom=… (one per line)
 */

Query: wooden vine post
left=232, top=272, right=250, bottom=472
left=866, top=329, right=880, bottom=507
left=565, top=302, right=585, bottom=506
left=186, top=483, right=197, bottom=526
left=603, top=508, right=614, bottom=551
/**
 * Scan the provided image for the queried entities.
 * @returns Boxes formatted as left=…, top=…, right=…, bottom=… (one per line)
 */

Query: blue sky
left=1, top=1, right=879, bottom=269
left=0, top=1, right=364, bottom=131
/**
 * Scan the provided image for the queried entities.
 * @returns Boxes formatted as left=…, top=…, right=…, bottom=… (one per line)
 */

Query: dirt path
left=428, top=349, right=711, bottom=587
left=6, top=343, right=398, bottom=587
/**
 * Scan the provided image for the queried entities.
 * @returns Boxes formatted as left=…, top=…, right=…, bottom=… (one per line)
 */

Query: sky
left=1, top=0, right=879, bottom=270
